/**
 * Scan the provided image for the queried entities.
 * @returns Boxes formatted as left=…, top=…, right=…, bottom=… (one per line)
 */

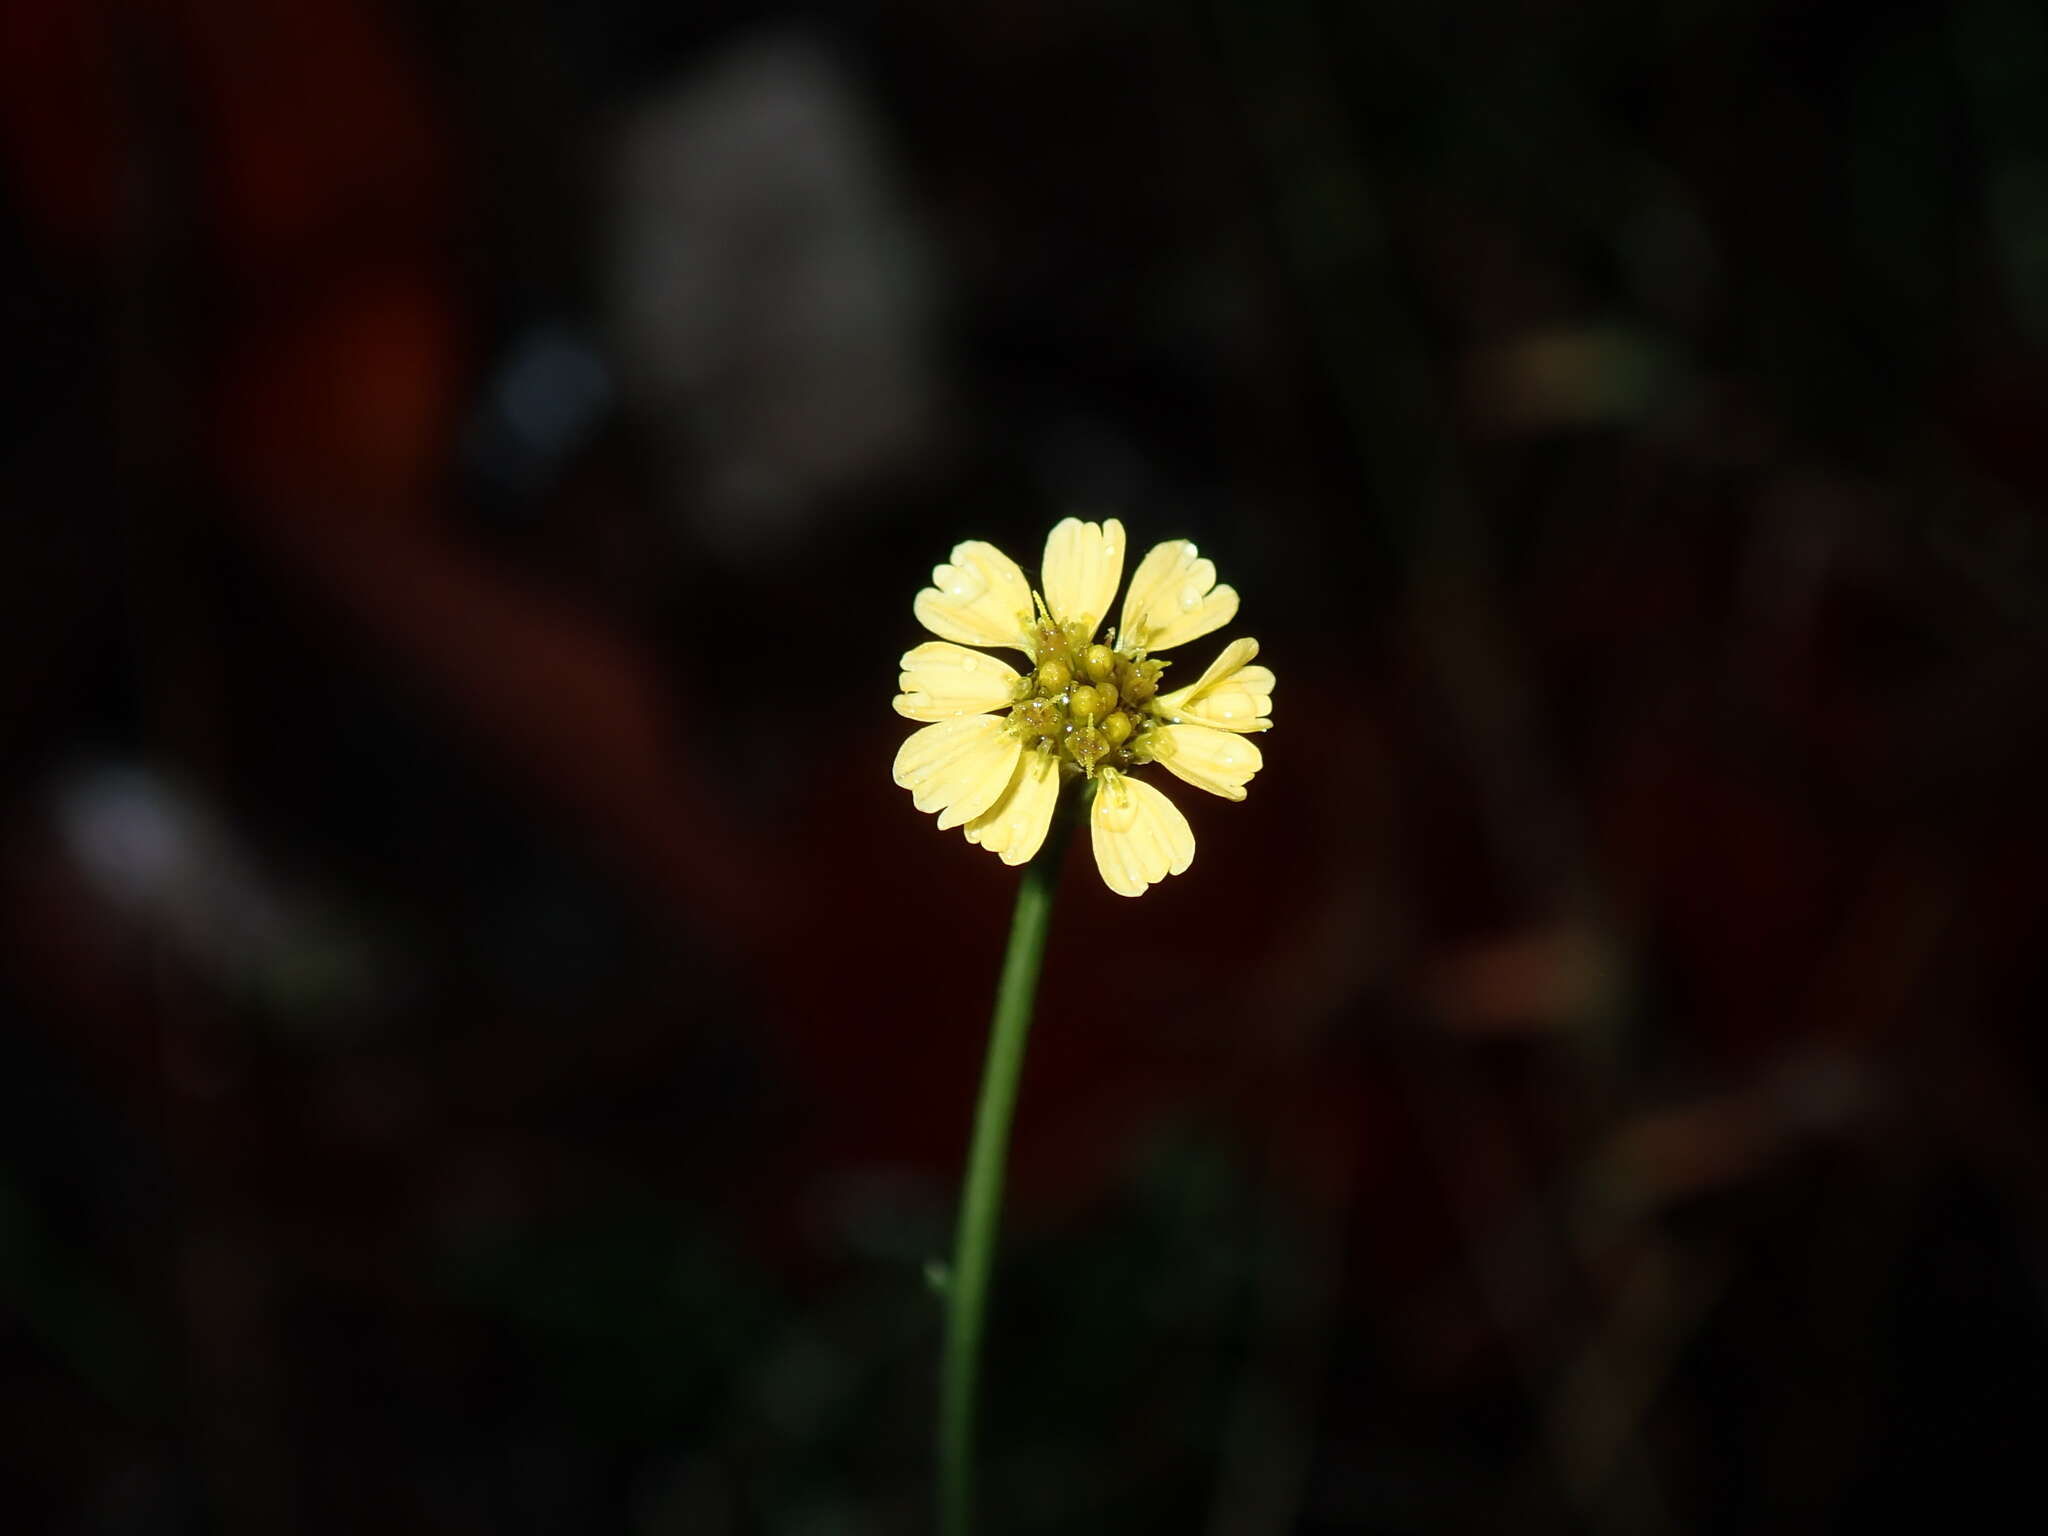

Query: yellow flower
left=893, top=518, right=1273, bottom=895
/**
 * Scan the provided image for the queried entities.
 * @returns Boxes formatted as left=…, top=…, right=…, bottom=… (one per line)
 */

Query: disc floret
left=1003, top=597, right=1170, bottom=780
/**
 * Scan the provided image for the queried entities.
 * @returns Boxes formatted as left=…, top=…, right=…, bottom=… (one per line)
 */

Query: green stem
left=938, top=796, right=1077, bottom=1536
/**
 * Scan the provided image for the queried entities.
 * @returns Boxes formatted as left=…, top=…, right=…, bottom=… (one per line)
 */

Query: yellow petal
left=1040, top=516, right=1126, bottom=641
left=1152, top=637, right=1274, bottom=732
left=1148, top=723, right=1262, bottom=801
left=1089, top=769, right=1195, bottom=897
left=893, top=642, right=1021, bottom=721
left=965, top=746, right=1061, bottom=866
left=1116, top=539, right=1239, bottom=653
left=913, top=540, right=1035, bottom=653
left=893, top=716, right=1026, bottom=830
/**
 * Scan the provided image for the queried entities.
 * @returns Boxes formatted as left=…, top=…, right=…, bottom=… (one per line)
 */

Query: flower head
left=894, top=518, right=1273, bottom=895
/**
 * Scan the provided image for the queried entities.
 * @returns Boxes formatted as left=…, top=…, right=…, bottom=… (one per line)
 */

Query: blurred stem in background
left=937, top=789, right=1081, bottom=1536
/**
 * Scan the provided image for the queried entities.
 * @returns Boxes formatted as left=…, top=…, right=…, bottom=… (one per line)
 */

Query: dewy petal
left=964, top=746, right=1061, bottom=866
left=1089, top=769, right=1195, bottom=898
left=1152, top=637, right=1274, bottom=732
left=913, top=540, right=1036, bottom=653
left=1116, top=539, right=1239, bottom=654
left=894, top=716, right=1027, bottom=830
left=1040, top=516, right=1126, bottom=641
left=1149, top=723, right=1263, bottom=802
left=894, top=641, right=1022, bottom=721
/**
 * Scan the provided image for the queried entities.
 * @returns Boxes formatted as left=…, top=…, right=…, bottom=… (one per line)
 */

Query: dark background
left=5, top=0, right=2048, bottom=1531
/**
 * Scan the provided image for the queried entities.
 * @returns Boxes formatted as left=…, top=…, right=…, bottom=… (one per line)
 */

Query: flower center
left=1004, top=599, right=1169, bottom=777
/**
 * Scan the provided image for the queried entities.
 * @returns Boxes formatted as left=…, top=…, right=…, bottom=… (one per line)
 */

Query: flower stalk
left=937, top=789, right=1080, bottom=1536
